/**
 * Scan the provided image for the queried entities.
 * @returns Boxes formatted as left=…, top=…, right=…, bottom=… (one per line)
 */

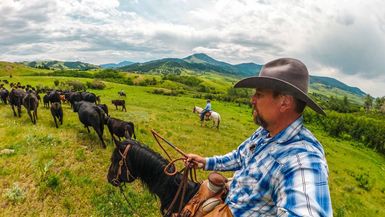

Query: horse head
left=107, top=138, right=138, bottom=186
left=107, top=138, right=201, bottom=214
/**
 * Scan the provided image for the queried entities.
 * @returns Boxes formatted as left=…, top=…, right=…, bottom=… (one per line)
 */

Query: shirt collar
left=274, top=116, right=303, bottom=144
left=252, top=116, right=304, bottom=144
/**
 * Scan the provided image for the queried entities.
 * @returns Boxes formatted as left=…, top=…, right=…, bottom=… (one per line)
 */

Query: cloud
left=0, top=0, right=384, bottom=96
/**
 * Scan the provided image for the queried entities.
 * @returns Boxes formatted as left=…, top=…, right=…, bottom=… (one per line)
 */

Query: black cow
left=48, top=90, right=61, bottom=104
left=23, top=91, right=39, bottom=124
left=105, top=117, right=136, bottom=141
left=81, top=92, right=97, bottom=104
left=50, top=102, right=63, bottom=128
left=0, top=88, right=9, bottom=104
left=111, top=99, right=126, bottom=112
left=73, top=101, right=106, bottom=148
left=43, top=94, right=50, bottom=108
left=9, top=88, right=26, bottom=117
left=97, top=104, right=109, bottom=116
left=69, top=92, right=82, bottom=108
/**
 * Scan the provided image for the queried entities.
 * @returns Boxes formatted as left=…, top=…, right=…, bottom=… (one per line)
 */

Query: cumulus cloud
left=0, top=0, right=384, bottom=96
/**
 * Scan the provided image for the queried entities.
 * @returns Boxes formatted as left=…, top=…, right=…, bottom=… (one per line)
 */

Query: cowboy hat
left=234, top=58, right=325, bottom=115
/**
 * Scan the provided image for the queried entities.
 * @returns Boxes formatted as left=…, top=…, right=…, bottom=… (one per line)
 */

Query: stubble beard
left=253, top=109, right=268, bottom=129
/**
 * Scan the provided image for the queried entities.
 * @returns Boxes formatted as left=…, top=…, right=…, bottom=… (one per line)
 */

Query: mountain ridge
left=11, top=54, right=367, bottom=99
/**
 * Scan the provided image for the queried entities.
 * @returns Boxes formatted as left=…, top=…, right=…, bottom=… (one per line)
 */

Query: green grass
left=0, top=74, right=384, bottom=216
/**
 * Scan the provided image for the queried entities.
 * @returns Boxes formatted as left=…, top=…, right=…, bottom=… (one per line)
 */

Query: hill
left=0, top=61, right=51, bottom=76
left=120, top=53, right=262, bottom=77
left=310, top=76, right=366, bottom=97
left=100, top=60, right=135, bottom=69
left=118, top=53, right=366, bottom=100
left=21, top=60, right=99, bottom=71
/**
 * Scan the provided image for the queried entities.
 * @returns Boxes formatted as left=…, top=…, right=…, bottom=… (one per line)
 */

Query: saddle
left=176, top=172, right=230, bottom=217
left=204, top=112, right=211, bottom=121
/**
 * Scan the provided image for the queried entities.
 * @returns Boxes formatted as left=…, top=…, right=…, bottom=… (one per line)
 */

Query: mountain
left=118, top=53, right=367, bottom=99
left=21, top=60, right=99, bottom=70
left=120, top=53, right=262, bottom=77
left=310, top=76, right=366, bottom=97
left=100, top=60, right=135, bottom=69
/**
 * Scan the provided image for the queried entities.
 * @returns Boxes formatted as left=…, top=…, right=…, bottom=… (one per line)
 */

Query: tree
left=364, top=94, right=373, bottom=113
left=374, top=96, right=385, bottom=111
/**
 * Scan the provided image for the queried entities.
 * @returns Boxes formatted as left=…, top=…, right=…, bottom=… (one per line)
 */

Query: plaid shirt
left=205, top=117, right=332, bottom=217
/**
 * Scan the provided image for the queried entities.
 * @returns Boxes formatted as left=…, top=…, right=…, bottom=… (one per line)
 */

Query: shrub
left=94, top=69, right=123, bottom=79
left=65, top=80, right=86, bottom=91
left=54, top=79, right=60, bottom=86
left=86, top=80, right=106, bottom=90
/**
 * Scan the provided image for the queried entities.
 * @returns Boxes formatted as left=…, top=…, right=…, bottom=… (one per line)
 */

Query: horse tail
left=217, top=115, right=221, bottom=129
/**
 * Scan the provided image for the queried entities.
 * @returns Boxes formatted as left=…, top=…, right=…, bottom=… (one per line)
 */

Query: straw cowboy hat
left=234, top=58, right=325, bottom=115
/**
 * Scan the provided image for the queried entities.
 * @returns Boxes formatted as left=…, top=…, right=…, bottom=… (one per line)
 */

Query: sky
left=0, top=0, right=384, bottom=97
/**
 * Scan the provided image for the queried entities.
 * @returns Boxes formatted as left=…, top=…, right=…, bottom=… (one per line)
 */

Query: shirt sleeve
left=273, top=153, right=333, bottom=217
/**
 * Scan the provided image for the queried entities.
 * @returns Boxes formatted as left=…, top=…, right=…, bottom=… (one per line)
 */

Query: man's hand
left=185, top=154, right=206, bottom=169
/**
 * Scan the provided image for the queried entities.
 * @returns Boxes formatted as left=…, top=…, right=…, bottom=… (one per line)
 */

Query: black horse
left=107, top=139, right=200, bottom=216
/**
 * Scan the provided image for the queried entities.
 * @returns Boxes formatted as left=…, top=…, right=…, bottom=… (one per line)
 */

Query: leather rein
left=151, top=130, right=199, bottom=217
left=113, top=131, right=199, bottom=217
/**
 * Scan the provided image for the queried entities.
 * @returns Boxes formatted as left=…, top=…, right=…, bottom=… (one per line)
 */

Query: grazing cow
left=50, top=102, right=63, bottom=128
left=9, top=88, right=26, bottom=117
left=105, top=117, right=136, bottom=141
left=73, top=101, right=106, bottom=148
left=118, top=90, right=126, bottom=97
left=69, top=92, right=82, bottom=108
left=48, top=90, right=61, bottom=104
left=43, top=94, right=50, bottom=108
left=81, top=92, right=97, bottom=104
left=0, top=88, right=9, bottom=104
left=97, top=104, right=109, bottom=116
left=111, top=99, right=126, bottom=112
left=22, top=91, right=39, bottom=124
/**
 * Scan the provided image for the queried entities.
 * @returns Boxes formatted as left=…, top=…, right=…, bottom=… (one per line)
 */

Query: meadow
left=1, top=74, right=385, bottom=217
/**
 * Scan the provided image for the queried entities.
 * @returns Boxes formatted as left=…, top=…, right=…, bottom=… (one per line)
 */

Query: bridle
left=111, top=142, right=139, bottom=215
left=111, top=143, right=136, bottom=187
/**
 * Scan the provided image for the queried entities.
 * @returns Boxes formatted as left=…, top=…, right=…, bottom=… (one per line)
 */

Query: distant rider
left=200, top=99, right=212, bottom=121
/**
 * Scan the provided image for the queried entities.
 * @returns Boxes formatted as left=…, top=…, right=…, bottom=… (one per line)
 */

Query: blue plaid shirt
left=205, top=117, right=332, bottom=216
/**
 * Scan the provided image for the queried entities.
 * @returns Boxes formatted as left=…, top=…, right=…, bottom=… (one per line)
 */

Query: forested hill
left=116, top=53, right=366, bottom=98
left=310, top=75, right=366, bottom=97
left=5, top=53, right=367, bottom=100
left=21, top=60, right=99, bottom=71
left=119, top=53, right=263, bottom=77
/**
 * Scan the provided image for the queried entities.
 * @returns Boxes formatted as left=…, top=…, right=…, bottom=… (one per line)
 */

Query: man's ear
left=279, top=95, right=293, bottom=112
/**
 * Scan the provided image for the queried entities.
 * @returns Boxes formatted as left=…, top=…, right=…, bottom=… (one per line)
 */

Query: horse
left=107, top=138, right=200, bottom=216
left=192, top=106, right=221, bottom=129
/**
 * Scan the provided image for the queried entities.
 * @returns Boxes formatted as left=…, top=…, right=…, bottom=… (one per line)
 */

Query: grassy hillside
left=1, top=75, right=384, bottom=216
left=0, top=62, right=52, bottom=77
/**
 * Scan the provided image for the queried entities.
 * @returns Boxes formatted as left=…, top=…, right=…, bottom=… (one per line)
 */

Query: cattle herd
left=0, top=80, right=135, bottom=148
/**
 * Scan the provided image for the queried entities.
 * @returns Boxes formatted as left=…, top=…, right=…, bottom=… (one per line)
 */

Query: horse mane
left=119, top=139, right=200, bottom=213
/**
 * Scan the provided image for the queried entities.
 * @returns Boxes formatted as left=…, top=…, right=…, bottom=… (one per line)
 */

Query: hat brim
left=234, top=76, right=326, bottom=115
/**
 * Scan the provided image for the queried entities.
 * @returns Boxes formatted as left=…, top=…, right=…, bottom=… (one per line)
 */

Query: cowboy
left=186, top=58, right=332, bottom=216
left=200, top=99, right=212, bottom=122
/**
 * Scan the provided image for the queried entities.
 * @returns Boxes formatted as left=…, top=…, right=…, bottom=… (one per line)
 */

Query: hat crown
left=260, top=58, right=308, bottom=94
